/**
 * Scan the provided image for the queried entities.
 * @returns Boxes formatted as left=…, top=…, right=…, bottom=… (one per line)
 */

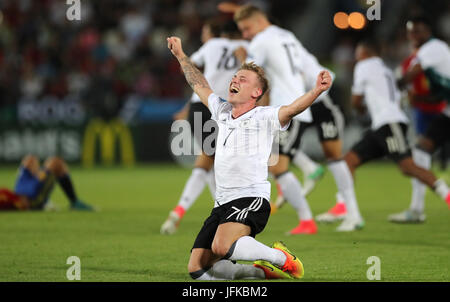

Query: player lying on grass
left=167, top=35, right=332, bottom=280
left=326, top=40, right=450, bottom=231
left=0, top=154, right=93, bottom=211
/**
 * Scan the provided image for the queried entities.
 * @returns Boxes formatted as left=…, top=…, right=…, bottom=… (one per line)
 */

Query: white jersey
left=190, top=38, right=249, bottom=103
left=207, top=93, right=288, bottom=207
left=246, top=25, right=312, bottom=122
left=352, top=57, right=408, bottom=130
left=300, top=50, right=336, bottom=102
left=417, top=38, right=450, bottom=79
left=416, top=38, right=450, bottom=117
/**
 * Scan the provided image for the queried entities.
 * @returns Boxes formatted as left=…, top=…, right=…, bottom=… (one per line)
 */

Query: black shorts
left=277, top=119, right=306, bottom=159
left=308, top=97, right=344, bottom=141
left=188, top=102, right=218, bottom=155
left=424, top=113, right=450, bottom=148
left=351, top=123, right=412, bottom=163
left=192, top=197, right=271, bottom=250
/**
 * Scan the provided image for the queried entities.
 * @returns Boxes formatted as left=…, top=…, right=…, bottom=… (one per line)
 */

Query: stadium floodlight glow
left=333, top=12, right=349, bottom=29
left=348, top=12, right=366, bottom=30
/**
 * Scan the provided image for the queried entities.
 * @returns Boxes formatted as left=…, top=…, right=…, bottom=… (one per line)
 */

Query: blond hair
left=233, top=4, right=266, bottom=23
left=239, top=62, right=269, bottom=102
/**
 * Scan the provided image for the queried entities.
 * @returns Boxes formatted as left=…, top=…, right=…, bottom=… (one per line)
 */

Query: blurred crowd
left=0, top=0, right=449, bottom=120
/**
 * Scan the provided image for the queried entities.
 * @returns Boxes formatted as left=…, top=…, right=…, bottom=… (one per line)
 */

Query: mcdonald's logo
left=82, top=118, right=135, bottom=167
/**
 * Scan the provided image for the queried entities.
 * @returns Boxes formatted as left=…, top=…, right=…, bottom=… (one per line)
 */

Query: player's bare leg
left=270, top=155, right=317, bottom=234
left=397, top=156, right=450, bottom=208
left=44, top=157, right=93, bottom=211
left=389, top=136, right=445, bottom=223
left=188, top=248, right=222, bottom=279
left=188, top=224, right=262, bottom=281
left=161, top=152, right=215, bottom=235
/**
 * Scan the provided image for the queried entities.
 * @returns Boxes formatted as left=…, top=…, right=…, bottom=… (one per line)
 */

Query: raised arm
left=167, top=36, right=213, bottom=108
left=278, top=71, right=332, bottom=127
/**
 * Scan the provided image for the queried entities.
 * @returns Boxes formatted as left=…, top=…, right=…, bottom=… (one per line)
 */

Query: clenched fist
left=167, top=36, right=186, bottom=60
left=315, top=70, right=332, bottom=93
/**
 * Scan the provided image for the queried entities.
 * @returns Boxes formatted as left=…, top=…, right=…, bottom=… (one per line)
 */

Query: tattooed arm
left=167, top=36, right=213, bottom=108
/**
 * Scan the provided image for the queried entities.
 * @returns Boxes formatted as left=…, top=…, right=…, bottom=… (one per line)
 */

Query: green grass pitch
left=0, top=162, right=448, bottom=282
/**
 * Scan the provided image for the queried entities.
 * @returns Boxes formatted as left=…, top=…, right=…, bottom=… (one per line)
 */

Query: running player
left=390, top=17, right=450, bottom=223
left=0, top=154, right=92, bottom=211
left=218, top=2, right=326, bottom=202
left=275, top=47, right=347, bottom=223
left=167, top=35, right=332, bottom=280
left=233, top=5, right=350, bottom=234
left=333, top=40, right=450, bottom=231
left=161, top=20, right=249, bottom=234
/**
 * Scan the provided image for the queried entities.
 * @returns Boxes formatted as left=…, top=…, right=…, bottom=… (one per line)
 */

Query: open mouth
left=230, top=86, right=239, bottom=94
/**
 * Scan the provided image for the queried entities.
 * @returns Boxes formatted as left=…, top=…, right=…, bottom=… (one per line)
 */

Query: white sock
left=336, top=192, right=345, bottom=204
left=213, top=260, right=264, bottom=280
left=191, top=260, right=265, bottom=280
left=327, top=160, right=348, bottom=204
left=177, top=168, right=207, bottom=211
left=327, top=160, right=362, bottom=220
left=206, top=168, right=216, bottom=200
left=434, top=179, right=450, bottom=200
left=277, top=172, right=313, bottom=220
left=227, top=236, right=286, bottom=267
left=293, top=151, right=319, bottom=175
left=410, top=149, right=430, bottom=212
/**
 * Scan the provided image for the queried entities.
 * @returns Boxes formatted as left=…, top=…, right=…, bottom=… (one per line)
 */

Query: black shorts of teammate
left=306, top=97, right=344, bottom=141
left=351, top=123, right=412, bottom=164
left=277, top=119, right=306, bottom=159
left=192, top=197, right=271, bottom=250
left=188, top=102, right=218, bottom=155
left=423, top=113, right=450, bottom=148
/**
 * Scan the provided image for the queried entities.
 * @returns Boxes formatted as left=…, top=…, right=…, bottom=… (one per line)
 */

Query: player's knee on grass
left=211, top=238, right=232, bottom=259
left=188, top=248, right=218, bottom=279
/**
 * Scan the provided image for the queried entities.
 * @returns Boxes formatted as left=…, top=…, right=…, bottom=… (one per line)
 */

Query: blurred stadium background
left=0, top=0, right=449, bottom=167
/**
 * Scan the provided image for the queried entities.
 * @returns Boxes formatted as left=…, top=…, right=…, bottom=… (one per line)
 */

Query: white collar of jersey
left=230, top=106, right=258, bottom=121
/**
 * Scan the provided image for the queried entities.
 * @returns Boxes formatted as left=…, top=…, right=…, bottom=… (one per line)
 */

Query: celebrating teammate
left=232, top=4, right=351, bottom=233
left=167, top=35, right=331, bottom=280
left=0, top=154, right=93, bottom=211
left=160, top=20, right=248, bottom=234
left=330, top=40, right=450, bottom=231
left=390, top=17, right=450, bottom=222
